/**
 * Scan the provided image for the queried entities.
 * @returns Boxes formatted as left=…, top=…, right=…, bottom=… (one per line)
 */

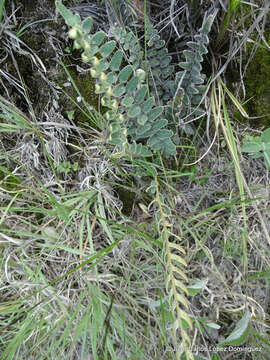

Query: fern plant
left=56, top=1, right=176, bottom=158
left=143, top=18, right=175, bottom=102
left=172, top=11, right=217, bottom=133
left=56, top=1, right=217, bottom=158
left=54, top=3, right=218, bottom=359
left=111, top=19, right=175, bottom=103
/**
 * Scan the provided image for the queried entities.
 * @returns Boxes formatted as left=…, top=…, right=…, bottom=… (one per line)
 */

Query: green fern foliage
left=56, top=0, right=176, bottom=157
left=56, top=1, right=217, bottom=158
left=112, top=19, right=174, bottom=103
left=111, top=27, right=143, bottom=71
left=174, top=11, right=217, bottom=131
left=144, top=18, right=175, bottom=102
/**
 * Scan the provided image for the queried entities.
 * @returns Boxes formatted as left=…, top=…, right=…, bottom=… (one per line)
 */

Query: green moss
left=116, top=187, right=136, bottom=216
left=242, top=38, right=270, bottom=127
left=56, top=64, right=109, bottom=129
left=228, top=3, right=270, bottom=128
left=65, top=67, right=98, bottom=124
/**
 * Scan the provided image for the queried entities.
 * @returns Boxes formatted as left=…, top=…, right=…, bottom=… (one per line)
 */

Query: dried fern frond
left=154, top=177, right=194, bottom=360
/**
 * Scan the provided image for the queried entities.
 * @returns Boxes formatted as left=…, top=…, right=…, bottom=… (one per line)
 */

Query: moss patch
left=243, top=39, right=270, bottom=127
left=57, top=65, right=101, bottom=127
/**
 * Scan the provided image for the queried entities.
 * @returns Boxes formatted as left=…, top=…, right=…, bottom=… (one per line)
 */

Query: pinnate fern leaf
left=174, top=11, right=218, bottom=131
left=56, top=1, right=177, bottom=157
left=153, top=178, right=193, bottom=360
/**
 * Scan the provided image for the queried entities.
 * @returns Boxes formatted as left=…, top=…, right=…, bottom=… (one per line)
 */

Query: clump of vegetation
left=242, top=128, right=270, bottom=169
left=0, top=1, right=270, bottom=360
left=56, top=1, right=216, bottom=158
left=244, top=39, right=270, bottom=126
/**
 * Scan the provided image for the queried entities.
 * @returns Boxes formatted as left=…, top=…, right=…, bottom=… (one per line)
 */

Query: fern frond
left=112, top=16, right=175, bottom=105
left=111, top=26, right=143, bottom=70
left=154, top=177, right=193, bottom=360
left=144, top=18, right=175, bottom=102
left=56, top=1, right=177, bottom=157
left=174, top=11, right=218, bottom=132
